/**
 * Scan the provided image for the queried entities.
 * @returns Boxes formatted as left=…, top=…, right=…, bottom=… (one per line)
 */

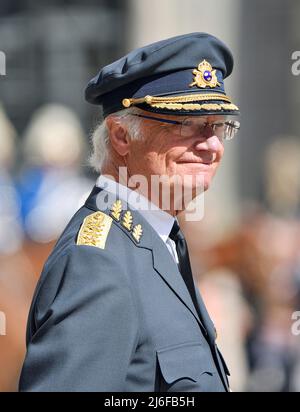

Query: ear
left=106, top=116, right=130, bottom=157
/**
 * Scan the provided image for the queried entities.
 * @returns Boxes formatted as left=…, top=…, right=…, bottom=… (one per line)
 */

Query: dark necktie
left=169, top=222, right=225, bottom=382
left=169, top=220, right=202, bottom=320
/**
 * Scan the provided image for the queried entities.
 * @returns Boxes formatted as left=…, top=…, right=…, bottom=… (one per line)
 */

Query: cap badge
left=190, top=60, right=220, bottom=89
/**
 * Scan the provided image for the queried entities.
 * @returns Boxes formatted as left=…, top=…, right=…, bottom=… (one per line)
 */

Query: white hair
left=89, top=107, right=143, bottom=172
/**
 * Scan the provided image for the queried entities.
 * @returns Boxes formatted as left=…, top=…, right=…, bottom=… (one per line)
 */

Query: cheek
left=132, top=140, right=169, bottom=174
left=130, top=127, right=187, bottom=175
left=210, top=144, right=224, bottom=170
left=165, top=148, right=184, bottom=173
left=216, top=143, right=225, bottom=164
left=145, top=133, right=179, bottom=173
left=162, top=136, right=189, bottom=172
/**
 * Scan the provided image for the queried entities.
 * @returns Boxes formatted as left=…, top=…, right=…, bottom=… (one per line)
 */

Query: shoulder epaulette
left=76, top=211, right=112, bottom=249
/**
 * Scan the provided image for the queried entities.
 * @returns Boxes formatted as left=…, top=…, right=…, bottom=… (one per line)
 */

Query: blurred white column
left=127, top=0, right=242, bottom=233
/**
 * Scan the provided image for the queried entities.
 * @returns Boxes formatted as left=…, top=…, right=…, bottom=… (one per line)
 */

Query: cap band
left=122, top=93, right=239, bottom=113
left=122, top=93, right=233, bottom=108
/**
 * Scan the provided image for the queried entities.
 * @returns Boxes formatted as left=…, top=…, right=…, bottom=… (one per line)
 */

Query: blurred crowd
left=0, top=102, right=94, bottom=391
left=1, top=102, right=300, bottom=391
left=182, top=138, right=300, bottom=392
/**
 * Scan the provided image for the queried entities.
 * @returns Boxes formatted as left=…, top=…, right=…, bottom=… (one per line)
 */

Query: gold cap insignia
left=76, top=211, right=112, bottom=249
left=132, top=224, right=143, bottom=243
left=190, top=60, right=220, bottom=89
left=110, top=199, right=123, bottom=221
left=122, top=210, right=133, bottom=231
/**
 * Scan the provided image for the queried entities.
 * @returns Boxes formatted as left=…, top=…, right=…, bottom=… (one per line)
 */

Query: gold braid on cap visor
left=122, top=93, right=239, bottom=112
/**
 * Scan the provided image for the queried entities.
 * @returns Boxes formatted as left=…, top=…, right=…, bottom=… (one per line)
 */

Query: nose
left=194, top=133, right=223, bottom=153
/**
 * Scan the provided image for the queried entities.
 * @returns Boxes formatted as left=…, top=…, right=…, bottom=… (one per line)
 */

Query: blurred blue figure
left=17, top=104, right=94, bottom=243
left=0, top=103, right=23, bottom=254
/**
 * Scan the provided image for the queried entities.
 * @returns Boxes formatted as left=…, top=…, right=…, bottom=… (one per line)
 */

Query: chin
left=202, top=181, right=211, bottom=192
left=190, top=172, right=213, bottom=191
left=195, top=179, right=211, bottom=194
left=178, top=178, right=210, bottom=201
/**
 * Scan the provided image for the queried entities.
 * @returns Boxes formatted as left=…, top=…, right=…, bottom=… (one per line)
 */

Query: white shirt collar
left=96, top=175, right=175, bottom=244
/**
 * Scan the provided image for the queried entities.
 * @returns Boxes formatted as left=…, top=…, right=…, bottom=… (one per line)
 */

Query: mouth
left=176, top=160, right=214, bottom=166
left=176, top=153, right=216, bottom=166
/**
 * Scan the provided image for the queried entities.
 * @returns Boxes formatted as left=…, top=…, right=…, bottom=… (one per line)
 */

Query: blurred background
left=1, top=0, right=300, bottom=392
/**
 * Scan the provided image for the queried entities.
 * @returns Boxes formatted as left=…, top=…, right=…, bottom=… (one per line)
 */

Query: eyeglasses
left=130, top=113, right=240, bottom=140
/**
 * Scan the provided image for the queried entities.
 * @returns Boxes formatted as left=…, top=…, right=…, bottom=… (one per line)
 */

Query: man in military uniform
left=19, top=32, right=240, bottom=392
